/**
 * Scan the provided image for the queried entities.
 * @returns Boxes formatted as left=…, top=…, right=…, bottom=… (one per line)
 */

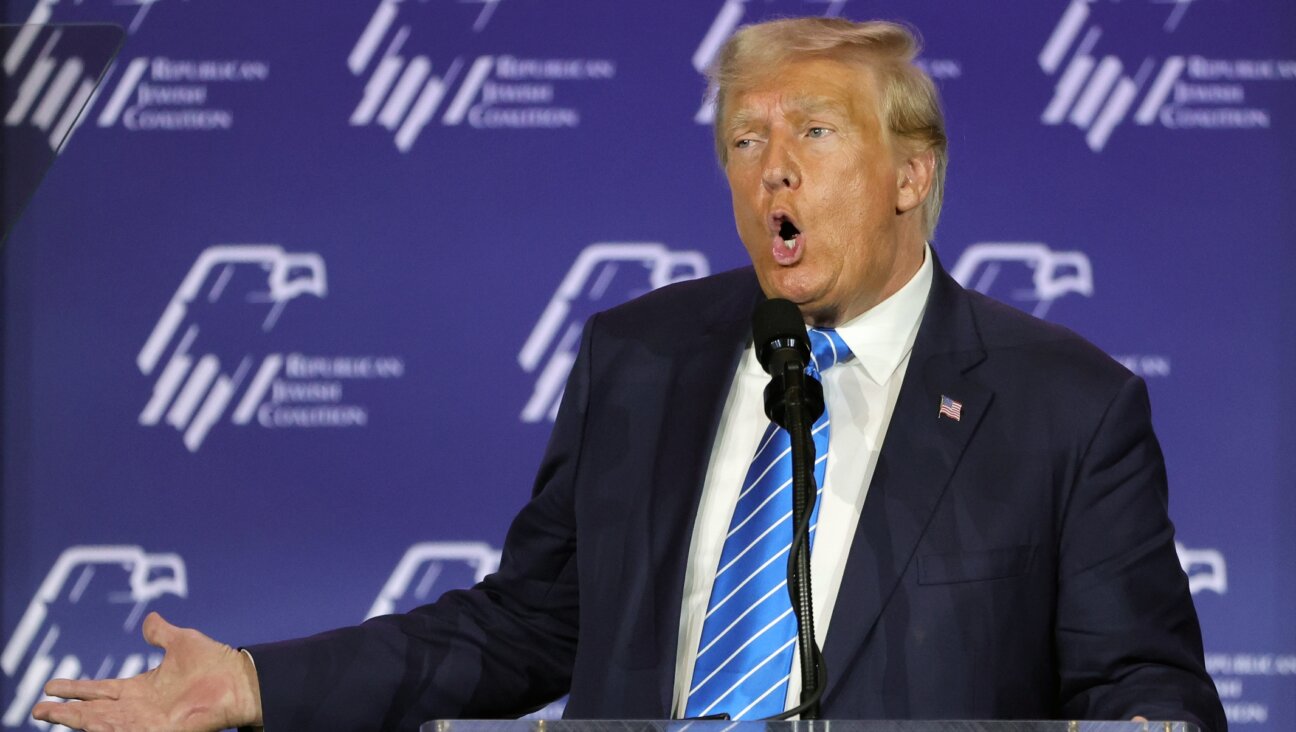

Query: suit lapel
left=821, top=255, right=995, bottom=707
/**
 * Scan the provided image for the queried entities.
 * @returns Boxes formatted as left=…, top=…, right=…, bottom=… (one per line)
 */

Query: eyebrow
left=726, top=107, right=761, bottom=134
left=725, top=94, right=850, bottom=134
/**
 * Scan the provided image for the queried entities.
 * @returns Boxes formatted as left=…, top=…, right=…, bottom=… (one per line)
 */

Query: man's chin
left=759, top=272, right=833, bottom=320
left=761, top=289, right=841, bottom=326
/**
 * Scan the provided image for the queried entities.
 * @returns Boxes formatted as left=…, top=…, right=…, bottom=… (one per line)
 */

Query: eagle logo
left=518, top=243, right=709, bottom=423
left=137, top=245, right=327, bottom=452
left=365, top=542, right=502, bottom=620
left=1, top=546, right=188, bottom=728
left=950, top=242, right=1094, bottom=319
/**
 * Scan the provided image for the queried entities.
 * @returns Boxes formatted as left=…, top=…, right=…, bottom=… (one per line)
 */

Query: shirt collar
left=832, top=242, right=932, bottom=385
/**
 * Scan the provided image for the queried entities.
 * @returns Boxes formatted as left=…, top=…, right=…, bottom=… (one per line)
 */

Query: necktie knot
left=806, top=328, right=853, bottom=377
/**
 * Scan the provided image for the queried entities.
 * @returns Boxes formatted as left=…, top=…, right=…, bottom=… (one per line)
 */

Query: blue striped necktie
left=685, top=327, right=853, bottom=720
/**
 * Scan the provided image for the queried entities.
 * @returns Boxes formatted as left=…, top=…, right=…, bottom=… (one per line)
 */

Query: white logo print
left=1040, top=0, right=1294, bottom=151
left=1176, top=541, right=1228, bottom=596
left=950, top=242, right=1093, bottom=319
left=2, top=0, right=162, bottom=150
left=518, top=243, right=709, bottom=423
left=1, top=546, right=187, bottom=728
left=347, top=0, right=496, bottom=152
left=366, top=542, right=502, bottom=619
left=1039, top=0, right=1183, bottom=151
left=348, top=0, right=613, bottom=152
left=92, top=56, right=270, bottom=132
left=5, top=0, right=270, bottom=144
left=4, top=21, right=97, bottom=150
left=137, top=245, right=327, bottom=452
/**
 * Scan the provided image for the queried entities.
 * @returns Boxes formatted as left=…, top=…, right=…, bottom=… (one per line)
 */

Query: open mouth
left=778, top=219, right=801, bottom=248
left=771, top=212, right=802, bottom=249
left=769, top=212, right=805, bottom=265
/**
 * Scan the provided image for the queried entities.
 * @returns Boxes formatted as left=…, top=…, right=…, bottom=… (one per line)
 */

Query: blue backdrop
left=3, top=0, right=1293, bottom=728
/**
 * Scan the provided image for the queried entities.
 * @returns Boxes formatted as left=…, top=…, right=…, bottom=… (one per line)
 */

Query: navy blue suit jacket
left=249, top=256, right=1225, bottom=731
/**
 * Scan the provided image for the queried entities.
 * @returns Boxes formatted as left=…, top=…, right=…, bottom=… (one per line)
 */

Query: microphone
left=750, top=298, right=827, bottom=720
left=752, top=298, right=810, bottom=375
left=751, top=299, right=824, bottom=428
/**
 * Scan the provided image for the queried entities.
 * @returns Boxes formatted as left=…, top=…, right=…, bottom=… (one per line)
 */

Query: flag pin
left=938, top=395, right=963, bottom=421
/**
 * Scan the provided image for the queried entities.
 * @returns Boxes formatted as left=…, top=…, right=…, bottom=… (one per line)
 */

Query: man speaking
left=34, top=16, right=1225, bottom=732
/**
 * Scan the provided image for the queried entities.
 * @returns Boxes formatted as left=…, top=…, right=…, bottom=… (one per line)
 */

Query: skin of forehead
left=722, top=58, right=888, bottom=145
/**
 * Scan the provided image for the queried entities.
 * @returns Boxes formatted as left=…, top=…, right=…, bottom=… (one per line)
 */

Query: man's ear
left=896, top=148, right=935, bottom=215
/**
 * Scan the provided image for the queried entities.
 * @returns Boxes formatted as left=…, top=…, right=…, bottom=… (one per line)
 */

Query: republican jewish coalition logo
left=138, top=246, right=327, bottom=451
left=1039, top=0, right=1296, bottom=151
left=4, top=0, right=270, bottom=147
left=138, top=245, right=405, bottom=452
left=950, top=242, right=1093, bottom=319
left=347, top=0, right=615, bottom=152
left=518, top=243, right=709, bottom=423
left=1, top=546, right=188, bottom=728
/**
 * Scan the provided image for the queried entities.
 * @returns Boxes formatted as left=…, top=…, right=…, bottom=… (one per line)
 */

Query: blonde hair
left=708, top=17, right=949, bottom=237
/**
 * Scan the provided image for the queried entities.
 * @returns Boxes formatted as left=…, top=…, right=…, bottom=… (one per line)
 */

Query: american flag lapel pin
left=938, top=395, right=963, bottom=422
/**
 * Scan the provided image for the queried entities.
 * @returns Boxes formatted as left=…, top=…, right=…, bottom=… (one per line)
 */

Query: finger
left=142, top=611, right=178, bottom=649
left=43, top=677, right=122, bottom=702
left=32, top=699, right=87, bottom=729
left=33, top=699, right=133, bottom=732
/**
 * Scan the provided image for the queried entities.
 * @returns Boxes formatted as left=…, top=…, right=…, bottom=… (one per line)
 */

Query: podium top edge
left=422, top=720, right=1201, bottom=732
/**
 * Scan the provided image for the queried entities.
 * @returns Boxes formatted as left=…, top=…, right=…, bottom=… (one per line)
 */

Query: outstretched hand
left=32, top=612, right=262, bottom=732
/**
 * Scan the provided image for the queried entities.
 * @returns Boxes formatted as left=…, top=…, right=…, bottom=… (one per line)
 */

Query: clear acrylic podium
left=425, top=721, right=1200, bottom=732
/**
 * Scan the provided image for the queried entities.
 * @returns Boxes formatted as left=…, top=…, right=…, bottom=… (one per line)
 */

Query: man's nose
left=761, top=140, right=801, bottom=191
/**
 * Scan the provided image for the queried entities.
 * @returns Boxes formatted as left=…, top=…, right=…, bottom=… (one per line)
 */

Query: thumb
left=142, top=611, right=178, bottom=649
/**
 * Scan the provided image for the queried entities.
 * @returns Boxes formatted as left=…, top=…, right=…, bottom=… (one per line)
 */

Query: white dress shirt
left=672, top=245, right=933, bottom=717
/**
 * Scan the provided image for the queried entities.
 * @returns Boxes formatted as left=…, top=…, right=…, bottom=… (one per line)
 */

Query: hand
left=32, top=612, right=263, bottom=732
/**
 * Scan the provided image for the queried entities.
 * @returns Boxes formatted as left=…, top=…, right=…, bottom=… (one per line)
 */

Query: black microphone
left=753, top=298, right=810, bottom=375
left=751, top=299, right=824, bottom=428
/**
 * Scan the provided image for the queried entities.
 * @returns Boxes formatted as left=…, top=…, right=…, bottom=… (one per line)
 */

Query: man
left=34, top=17, right=1225, bottom=732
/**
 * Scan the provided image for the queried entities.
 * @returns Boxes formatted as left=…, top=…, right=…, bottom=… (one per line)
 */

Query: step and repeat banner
left=2, top=0, right=1293, bottom=728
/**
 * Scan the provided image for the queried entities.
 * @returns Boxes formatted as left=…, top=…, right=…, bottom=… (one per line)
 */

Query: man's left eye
left=807, top=127, right=831, bottom=138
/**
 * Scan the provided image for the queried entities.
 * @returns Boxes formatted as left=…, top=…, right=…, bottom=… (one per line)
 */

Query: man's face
left=723, top=57, right=921, bottom=326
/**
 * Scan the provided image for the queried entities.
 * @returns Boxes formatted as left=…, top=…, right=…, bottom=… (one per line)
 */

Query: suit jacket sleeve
left=1055, top=374, right=1226, bottom=730
left=245, top=318, right=599, bottom=732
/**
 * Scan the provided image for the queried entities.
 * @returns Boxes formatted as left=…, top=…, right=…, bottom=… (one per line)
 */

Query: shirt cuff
left=237, top=649, right=266, bottom=732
